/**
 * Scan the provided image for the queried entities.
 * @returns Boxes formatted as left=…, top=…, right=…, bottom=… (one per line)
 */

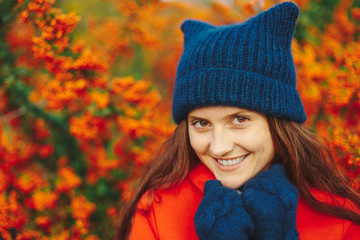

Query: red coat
left=130, top=163, right=360, bottom=240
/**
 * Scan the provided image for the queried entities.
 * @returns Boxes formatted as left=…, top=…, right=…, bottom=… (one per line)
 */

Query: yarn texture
left=194, top=180, right=255, bottom=240
left=194, top=164, right=299, bottom=240
left=242, top=164, right=299, bottom=240
left=172, top=2, right=306, bottom=124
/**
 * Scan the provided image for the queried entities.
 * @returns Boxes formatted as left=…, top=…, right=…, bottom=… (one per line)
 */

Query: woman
left=117, top=2, right=360, bottom=239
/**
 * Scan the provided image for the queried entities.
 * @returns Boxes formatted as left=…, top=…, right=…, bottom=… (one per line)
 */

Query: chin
left=220, top=179, right=244, bottom=189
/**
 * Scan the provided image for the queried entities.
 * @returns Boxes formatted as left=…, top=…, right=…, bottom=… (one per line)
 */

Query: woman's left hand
left=242, top=164, right=299, bottom=240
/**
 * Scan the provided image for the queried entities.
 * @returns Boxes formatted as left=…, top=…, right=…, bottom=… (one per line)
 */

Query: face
left=188, top=106, right=275, bottom=189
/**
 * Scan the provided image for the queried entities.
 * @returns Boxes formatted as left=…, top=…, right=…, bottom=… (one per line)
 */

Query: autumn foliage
left=0, top=0, right=359, bottom=238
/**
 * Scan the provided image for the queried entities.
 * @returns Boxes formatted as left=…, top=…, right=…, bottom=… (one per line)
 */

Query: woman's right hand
left=194, top=180, right=254, bottom=240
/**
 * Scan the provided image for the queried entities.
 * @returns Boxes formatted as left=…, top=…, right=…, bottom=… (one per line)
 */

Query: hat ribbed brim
left=172, top=68, right=306, bottom=124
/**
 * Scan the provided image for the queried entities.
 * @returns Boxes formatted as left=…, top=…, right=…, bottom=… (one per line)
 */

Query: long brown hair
left=116, top=117, right=360, bottom=240
left=268, top=116, right=360, bottom=224
left=116, top=121, right=199, bottom=240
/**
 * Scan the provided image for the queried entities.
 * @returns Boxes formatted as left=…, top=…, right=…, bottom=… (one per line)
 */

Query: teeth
left=217, top=155, right=246, bottom=166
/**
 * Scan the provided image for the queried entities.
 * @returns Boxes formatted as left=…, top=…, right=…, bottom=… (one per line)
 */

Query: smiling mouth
left=215, top=154, right=249, bottom=166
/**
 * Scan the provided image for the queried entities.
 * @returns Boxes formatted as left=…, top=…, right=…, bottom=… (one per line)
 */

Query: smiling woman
left=116, top=2, right=360, bottom=240
left=188, top=106, right=275, bottom=189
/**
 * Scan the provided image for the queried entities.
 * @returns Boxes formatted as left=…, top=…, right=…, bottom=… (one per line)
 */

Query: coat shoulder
left=297, top=188, right=360, bottom=240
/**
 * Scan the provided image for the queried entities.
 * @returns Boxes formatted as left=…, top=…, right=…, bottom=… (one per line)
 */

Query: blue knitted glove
left=194, top=180, right=255, bottom=240
left=242, top=164, right=299, bottom=240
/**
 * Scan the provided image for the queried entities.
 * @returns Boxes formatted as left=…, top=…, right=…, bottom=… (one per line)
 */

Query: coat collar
left=188, top=162, right=215, bottom=193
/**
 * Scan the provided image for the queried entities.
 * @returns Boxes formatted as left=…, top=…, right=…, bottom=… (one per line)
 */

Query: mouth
left=215, top=154, right=249, bottom=166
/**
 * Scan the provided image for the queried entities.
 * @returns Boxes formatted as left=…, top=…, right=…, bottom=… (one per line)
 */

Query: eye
left=192, top=120, right=210, bottom=128
left=195, top=120, right=209, bottom=127
left=232, top=116, right=248, bottom=125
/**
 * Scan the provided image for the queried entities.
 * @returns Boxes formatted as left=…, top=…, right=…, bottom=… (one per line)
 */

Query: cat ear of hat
left=172, top=1, right=306, bottom=124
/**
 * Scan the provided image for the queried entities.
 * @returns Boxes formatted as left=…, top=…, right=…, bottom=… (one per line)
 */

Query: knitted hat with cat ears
left=172, top=2, right=306, bottom=124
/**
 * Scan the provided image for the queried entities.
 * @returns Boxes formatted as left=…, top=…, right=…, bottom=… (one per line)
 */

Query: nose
left=209, top=127, right=234, bottom=157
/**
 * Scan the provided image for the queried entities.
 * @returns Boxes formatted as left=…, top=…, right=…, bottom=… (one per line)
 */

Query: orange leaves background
left=0, top=0, right=359, bottom=238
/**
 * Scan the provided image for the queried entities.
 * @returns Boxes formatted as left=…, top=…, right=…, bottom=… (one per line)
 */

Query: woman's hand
left=194, top=180, right=254, bottom=240
left=242, top=164, right=299, bottom=240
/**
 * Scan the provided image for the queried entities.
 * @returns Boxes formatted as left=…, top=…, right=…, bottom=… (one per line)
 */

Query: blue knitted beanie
left=172, top=2, right=306, bottom=124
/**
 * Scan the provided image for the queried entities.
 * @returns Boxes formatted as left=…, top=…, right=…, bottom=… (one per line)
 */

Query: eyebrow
left=188, top=111, right=250, bottom=121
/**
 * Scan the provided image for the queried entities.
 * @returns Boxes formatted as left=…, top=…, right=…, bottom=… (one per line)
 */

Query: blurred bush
left=0, top=0, right=359, bottom=239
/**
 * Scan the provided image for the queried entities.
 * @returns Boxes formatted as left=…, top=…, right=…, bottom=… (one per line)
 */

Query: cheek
left=188, top=130, right=208, bottom=155
left=237, top=131, right=274, bottom=157
left=255, top=134, right=275, bottom=161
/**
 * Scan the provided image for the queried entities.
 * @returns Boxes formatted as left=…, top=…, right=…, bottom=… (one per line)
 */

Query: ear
left=260, top=2, right=299, bottom=47
left=180, top=19, right=214, bottom=37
